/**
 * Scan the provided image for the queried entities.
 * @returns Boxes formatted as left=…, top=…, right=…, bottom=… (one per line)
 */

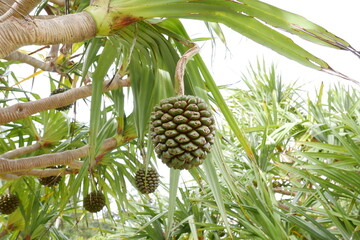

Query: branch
left=0, top=0, right=15, bottom=15
left=5, top=51, right=56, bottom=71
left=273, top=187, right=296, bottom=196
left=0, top=130, right=137, bottom=175
left=0, top=167, right=79, bottom=180
left=46, top=44, right=60, bottom=63
left=0, top=137, right=118, bottom=174
left=0, top=12, right=96, bottom=58
left=0, top=0, right=42, bottom=22
left=0, top=77, right=130, bottom=125
left=278, top=202, right=290, bottom=211
left=0, top=173, right=20, bottom=180
left=13, top=167, right=79, bottom=177
left=0, top=142, right=42, bottom=159
left=32, top=15, right=58, bottom=20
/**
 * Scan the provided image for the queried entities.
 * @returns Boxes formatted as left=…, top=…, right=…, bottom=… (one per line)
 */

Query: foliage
left=2, top=58, right=360, bottom=238
left=1, top=0, right=360, bottom=239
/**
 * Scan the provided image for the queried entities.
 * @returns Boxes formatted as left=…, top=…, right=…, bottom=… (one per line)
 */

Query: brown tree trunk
left=0, top=12, right=96, bottom=58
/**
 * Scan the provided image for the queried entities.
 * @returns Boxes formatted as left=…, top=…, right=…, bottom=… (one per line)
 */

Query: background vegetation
left=0, top=0, right=359, bottom=239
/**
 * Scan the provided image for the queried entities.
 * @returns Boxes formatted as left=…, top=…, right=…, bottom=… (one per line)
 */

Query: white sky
left=184, top=0, right=360, bottom=87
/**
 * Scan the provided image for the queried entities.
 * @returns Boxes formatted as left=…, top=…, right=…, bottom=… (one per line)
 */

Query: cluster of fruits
left=0, top=94, right=214, bottom=214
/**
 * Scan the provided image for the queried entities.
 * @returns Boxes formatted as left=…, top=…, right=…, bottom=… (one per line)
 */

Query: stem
left=174, top=43, right=199, bottom=96
left=273, top=188, right=296, bottom=196
left=0, top=12, right=96, bottom=58
left=0, top=77, right=130, bottom=125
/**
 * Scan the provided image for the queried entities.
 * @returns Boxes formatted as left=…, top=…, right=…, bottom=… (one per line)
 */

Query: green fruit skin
left=135, top=168, right=160, bottom=194
left=83, top=191, right=106, bottom=213
left=150, top=95, right=215, bottom=170
left=0, top=194, right=20, bottom=215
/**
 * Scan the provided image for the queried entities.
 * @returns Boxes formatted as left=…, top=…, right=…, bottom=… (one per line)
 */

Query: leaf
left=203, top=156, right=234, bottom=239
left=165, top=168, right=180, bottom=239
left=81, top=38, right=103, bottom=82
left=99, top=0, right=358, bottom=77
left=278, top=204, right=338, bottom=240
left=40, top=110, right=70, bottom=144
left=88, top=38, right=119, bottom=162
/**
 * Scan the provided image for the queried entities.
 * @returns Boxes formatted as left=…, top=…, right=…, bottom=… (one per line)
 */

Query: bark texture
left=0, top=173, right=20, bottom=180
left=0, top=142, right=42, bottom=159
left=5, top=51, right=55, bottom=71
left=13, top=167, right=78, bottom=177
left=0, top=0, right=42, bottom=22
left=0, top=12, right=96, bottom=58
left=0, top=0, right=15, bottom=15
left=0, top=137, right=117, bottom=174
left=0, top=77, right=130, bottom=125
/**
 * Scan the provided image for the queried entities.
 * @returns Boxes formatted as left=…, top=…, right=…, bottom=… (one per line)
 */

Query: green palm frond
left=85, top=0, right=358, bottom=81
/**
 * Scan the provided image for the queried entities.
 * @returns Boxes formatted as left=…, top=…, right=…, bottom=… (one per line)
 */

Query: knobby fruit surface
left=83, top=191, right=106, bottom=213
left=39, top=175, right=62, bottom=187
left=135, top=168, right=160, bottom=194
left=150, top=95, right=215, bottom=170
left=0, top=194, right=20, bottom=215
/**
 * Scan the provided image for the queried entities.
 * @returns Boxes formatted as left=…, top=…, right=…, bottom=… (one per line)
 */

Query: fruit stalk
left=174, top=43, right=199, bottom=96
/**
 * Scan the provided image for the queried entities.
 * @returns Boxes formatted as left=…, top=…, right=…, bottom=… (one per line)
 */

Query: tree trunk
left=0, top=12, right=96, bottom=58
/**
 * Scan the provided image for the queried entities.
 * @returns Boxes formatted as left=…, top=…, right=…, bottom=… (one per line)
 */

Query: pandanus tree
left=0, top=0, right=359, bottom=239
